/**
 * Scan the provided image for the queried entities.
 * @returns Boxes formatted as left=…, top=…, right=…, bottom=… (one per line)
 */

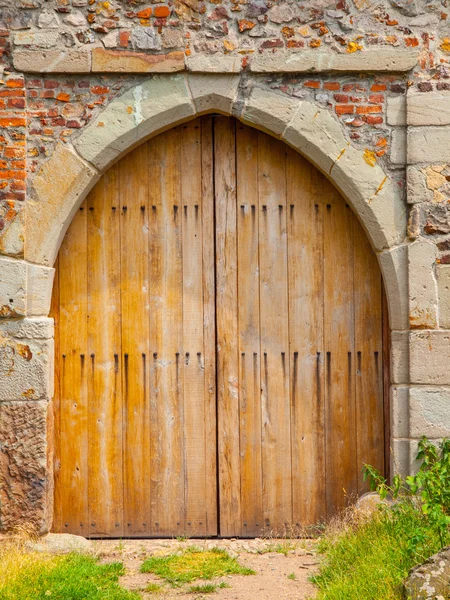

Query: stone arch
left=26, top=73, right=408, bottom=330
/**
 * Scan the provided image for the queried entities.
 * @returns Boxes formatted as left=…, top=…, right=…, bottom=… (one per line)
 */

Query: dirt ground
left=94, top=538, right=320, bottom=600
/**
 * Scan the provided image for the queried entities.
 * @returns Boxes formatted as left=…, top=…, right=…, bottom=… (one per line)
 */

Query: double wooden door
left=52, top=117, right=387, bottom=538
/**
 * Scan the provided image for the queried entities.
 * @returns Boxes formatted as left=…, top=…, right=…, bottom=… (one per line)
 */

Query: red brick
left=91, top=86, right=110, bottom=95
left=40, top=90, right=55, bottom=99
left=154, top=5, right=170, bottom=17
left=0, top=89, right=25, bottom=98
left=365, top=115, right=383, bottom=125
left=5, top=78, right=24, bottom=89
left=136, top=7, right=152, bottom=18
left=334, top=93, right=349, bottom=102
left=335, top=104, right=355, bottom=115
left=44, top=80, right=60, bottom=89
left=304, top=80, right=321, bottom=89
left=56, top=92, right=71, bottom=102
left=7, top=98, right=25, bottom=109
left=26, top=79, right=43, bottom=89
left=356, top=105, right=383, bottom=114
left=0, top=117, right=26, bottom=127
left=4, top=147, right=26, bottom=159
left=119, top=30, right=130, bottom=47
left=0, top=170, right=26, bottom=180
left=369, top=94, right=384, bottom=103
left=324, top=82, right=340, bottom=90
left=342, top=83, right=355, bottom=91
left=371, top=83, right=387, bottom=92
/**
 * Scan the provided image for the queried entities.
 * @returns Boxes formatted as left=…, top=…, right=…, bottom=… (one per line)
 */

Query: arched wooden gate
left=51, top=116, right=387, bottom=538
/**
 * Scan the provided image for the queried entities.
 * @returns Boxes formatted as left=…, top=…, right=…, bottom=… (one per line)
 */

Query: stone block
left=404, top=546, right=450, bottom=600
left=408, top=126, right=450, bottom=164
left=392, top=386, right=409, bottom=438
left=410, top=330, right=450, bottom=384
left=92, top=48, right=184, bottom=73
left=27, top=264, right=55, bottom=317
left=407, top=91, right=450, bottom=126
left=74, top=76, right=194, bottom=171
left=241, top=87, right=300, bottom=136
left=0, top=257, right=27, bottom=318
left=0, top=401, right=53, bottom=533
left=387, top=95, right=406, bottom=126
left=187, top=73, right=240, bottom=115
left=391, top=330, right=410, bottom=384
left=379, top=245, right=409, bottom=330
left=0, top=201, right=25, bottom=258
left=0, top=329, right=53, bottom=401
left=250, top=49, right=419, bottom=73
left=409, top=386, right=450, bottom=438
left=0, top=317, right=54, bottom=340
left=406, top=166, right=433, bottom=204
left=186, top=54, right=242, bottom=73
left=13, top=49, right=91, bottom=73
left=391, top=439, right=412, bottom=477
left=408, top=239, right=438, bottom=329
left=27, top=143, right=98, bottom=267
left=390, top=128, right=406, bottom=165
left=437, top=264, right=450, bottom=329
left=13, top=30, right=59, bottom=48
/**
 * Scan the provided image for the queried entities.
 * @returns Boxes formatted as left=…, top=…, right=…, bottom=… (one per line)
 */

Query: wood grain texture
left=52, top=117, right=387, bottom=537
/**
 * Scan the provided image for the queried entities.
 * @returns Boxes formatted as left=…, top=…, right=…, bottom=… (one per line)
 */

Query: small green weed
left=188, top=583, right=218, bottom=593
left=141, top=546, right=254, bottom=587
left=287, top=572, right=296, bottom=580
left=146, top=582, right=163, bottom=593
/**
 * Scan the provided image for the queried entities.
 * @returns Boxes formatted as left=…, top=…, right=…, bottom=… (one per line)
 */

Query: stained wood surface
left=52, top=116, right=386, bottom=538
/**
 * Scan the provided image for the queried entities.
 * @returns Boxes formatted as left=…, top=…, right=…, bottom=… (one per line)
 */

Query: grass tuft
left=146, top=582, right=163, bottom=593
left=141, top=546, right=254, bottom=587
left=0, top=537, right=138, bottom=600
left=188, top=583, right=219, bottom=593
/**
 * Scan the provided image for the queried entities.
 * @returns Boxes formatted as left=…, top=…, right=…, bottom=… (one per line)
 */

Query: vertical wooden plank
left=58, top=202, right=88, bottom=535
left=354, top=219, right=384, bottom=492
left=120, top=144, right=151, bottom=537
left=324, top=192, right=357, bottom=516
left=149, top=127, right=185, bottom=536
left=257, top=132, right=292, bottom=534
left=86, top=166, right=124, bottom=537
left=287, top=149, right=326, bottom=527
left=51, top=257, right=61, bottom=532
left=201, top=116, right=218, bottom=536
left=236, top=123, right=263, bottom=537
left=180, top=119, right=208, bottom=537
left=215, top=117, right=241, bottom=537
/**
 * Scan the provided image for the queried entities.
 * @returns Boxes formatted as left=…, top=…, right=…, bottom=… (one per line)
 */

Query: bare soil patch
left=94, top=538, right=319, bottom=600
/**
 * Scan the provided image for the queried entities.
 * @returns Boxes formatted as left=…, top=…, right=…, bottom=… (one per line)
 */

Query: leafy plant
left=363, top=436, right=450, bottom=550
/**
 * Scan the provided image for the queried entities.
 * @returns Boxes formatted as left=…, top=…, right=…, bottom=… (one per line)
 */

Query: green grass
left=141, top=546, right=254, bottom=587
left=287, top=572, right=296, bottom=580
left=0, top=551, right=138, bottom=600
left=312, top=505, right=445, bottom=600
left=146, top=582, right=163, bottom=593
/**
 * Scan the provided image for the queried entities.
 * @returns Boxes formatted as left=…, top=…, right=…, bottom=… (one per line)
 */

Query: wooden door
left=52, top=116, right=386, bottom=538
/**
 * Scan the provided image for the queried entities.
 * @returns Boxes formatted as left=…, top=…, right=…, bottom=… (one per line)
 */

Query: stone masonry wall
left=1, top=0, right=450, bottom=532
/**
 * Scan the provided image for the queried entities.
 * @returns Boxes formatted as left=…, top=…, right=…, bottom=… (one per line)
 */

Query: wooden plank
left=201, top=116, right=218, bottom=536
left=51, top=257, right=61, bottom=532
left=215, top=116, right=241, bottom=537
left=324, top=192, right=357, bottom=516
left=236, top=123, right=263, bottom=537
left=58, top=202, right=89, bottom=535
left=86, top=165, right=124, bottom=537
left=149, top=127, right=185, bottom=536
left=286, top=148, right=326, bottom=527
left=119, top=144, right=151, bottom=537
left=354, top=219, right=384, bottom=493
left=180, top=119, right=209, bottom=537
left=257, top=131, right=292, bottom=534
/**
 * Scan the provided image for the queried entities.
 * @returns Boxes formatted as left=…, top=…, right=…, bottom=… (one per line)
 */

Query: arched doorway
left=51, top=116, right=387, bottom=538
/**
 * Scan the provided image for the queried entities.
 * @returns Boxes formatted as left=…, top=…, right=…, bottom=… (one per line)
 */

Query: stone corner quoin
left=1, top=0, right=450, bottom=534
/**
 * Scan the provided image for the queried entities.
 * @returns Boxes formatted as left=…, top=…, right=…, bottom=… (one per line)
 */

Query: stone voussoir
left=27, top=143, right=98, bottom=267
left=241, top=86, right=301, bottom=137
left=187, top=73, right=240, bottom=116
left=73, top=75, right=195, bottom=172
